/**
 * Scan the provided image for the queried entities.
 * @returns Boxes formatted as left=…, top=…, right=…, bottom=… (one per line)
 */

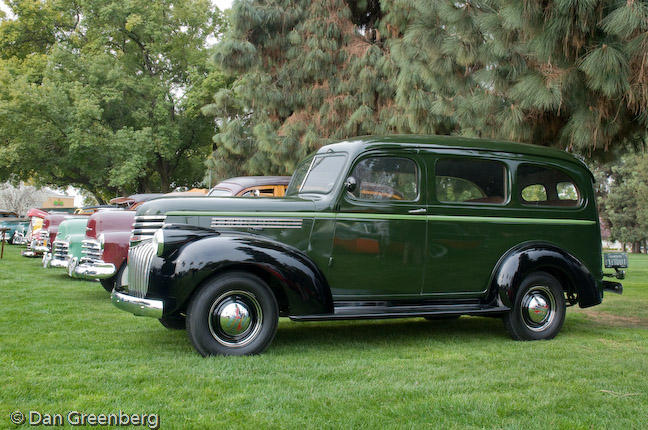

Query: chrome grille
left=131, top=215, right=166, bottom=245
left=53, top=240, right=69, bottom=259
left=127, top=241, right=156, bottom=298
left=81, top=239, right=102, bottom=262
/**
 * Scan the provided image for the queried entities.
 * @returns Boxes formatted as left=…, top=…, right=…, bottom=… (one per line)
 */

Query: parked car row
left=11, top=135, right=627, bottom=357
left=20, top=177, right=291, bottom=294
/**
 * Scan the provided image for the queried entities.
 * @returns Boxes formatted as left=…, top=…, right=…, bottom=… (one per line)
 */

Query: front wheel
left=503, top=272, right=566, bottom=341
left=186, top=272, right=278, bottom=356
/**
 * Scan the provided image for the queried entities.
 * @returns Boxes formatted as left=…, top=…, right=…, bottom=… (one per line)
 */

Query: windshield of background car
left=208, top=188, right=234, bottom=197
left=287, top=154, right=347, bottom=195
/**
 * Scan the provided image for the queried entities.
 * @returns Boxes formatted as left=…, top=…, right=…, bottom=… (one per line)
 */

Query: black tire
left=503, top=271, right=566, bottom=341
left=186, top=272, right=278, bottom=356
left=159, top=315, right=186, bottom=330
left=100, top=263, right=126, bottom=293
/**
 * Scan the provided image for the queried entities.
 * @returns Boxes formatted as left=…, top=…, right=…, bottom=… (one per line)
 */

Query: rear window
left=518, top=164, right=581, bottom=207
left=435, top=158, right=507, bottom=204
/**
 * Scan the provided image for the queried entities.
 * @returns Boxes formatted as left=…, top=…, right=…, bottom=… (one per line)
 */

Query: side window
left=521, top=184, right=547, bottom=202
left=349, top=157, right=418, bottom=201
left=518, top=164, right=581, bottom=207
left=435, top=158, right=507, bottom=204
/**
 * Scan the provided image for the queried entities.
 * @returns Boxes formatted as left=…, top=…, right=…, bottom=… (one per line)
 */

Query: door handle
left=408, top=208, right=426, bottom=214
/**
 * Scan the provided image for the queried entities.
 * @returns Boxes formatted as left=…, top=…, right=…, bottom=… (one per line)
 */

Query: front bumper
left=43, top=252, right=69, bottom=269
left=111, top=290, right=164, bottom=319
left=72, top=259, right=116, bottom=280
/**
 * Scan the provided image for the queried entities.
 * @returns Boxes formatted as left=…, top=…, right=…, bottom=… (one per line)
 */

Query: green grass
left=1, top=244, right=647, bottom=429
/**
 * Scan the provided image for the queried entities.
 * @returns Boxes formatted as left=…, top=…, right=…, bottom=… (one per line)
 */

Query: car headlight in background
left=152, top=229, right=164, bottom=257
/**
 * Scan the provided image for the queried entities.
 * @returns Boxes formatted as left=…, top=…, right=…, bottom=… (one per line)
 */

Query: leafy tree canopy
left=206, top=0, right=648, bottom=178
left=0, top=0, right=228, bottom=201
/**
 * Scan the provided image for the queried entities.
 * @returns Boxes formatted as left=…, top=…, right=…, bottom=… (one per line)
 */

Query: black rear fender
left=489, top=243, right=601, bottom=309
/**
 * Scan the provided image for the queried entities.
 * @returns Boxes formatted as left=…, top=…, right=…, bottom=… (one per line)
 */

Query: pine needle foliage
left=209, top=0, right=647, bottom=176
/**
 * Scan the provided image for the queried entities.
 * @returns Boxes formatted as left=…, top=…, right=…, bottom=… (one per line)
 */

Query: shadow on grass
left=271, top=316, right=509, bottom=351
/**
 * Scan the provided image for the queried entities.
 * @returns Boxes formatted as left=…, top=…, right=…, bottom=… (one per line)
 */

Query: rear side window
left=518, top=164, right=581, bottom=207
left=435, top=158, right=507, bottom=204
left=349, top=157, right=418, bottom=201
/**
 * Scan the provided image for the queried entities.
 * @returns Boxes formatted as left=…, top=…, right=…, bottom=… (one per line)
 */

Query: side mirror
left=344, top=177, right=357, bottom=193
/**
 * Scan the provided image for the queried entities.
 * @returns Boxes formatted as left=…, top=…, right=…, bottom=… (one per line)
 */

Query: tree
left=0, top=181, right=48, bottom=216
left=207, top=0, right=647, bottom=177
left=0, top=0, right=228, bottom=201
left=598, top=153, right=648, bottom=253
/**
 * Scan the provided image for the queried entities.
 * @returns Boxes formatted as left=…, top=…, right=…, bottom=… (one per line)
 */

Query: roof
left=210, top=176, right=292, bottom=195
left=318, top=135, right=588, bottom=168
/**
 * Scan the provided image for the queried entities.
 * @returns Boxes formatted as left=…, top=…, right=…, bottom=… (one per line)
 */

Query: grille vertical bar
left=127, top=241, right=156, bottom=298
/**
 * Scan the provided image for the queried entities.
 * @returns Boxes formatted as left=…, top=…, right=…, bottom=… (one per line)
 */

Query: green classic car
left=0, top=210, right=29, bottom=244
left=112, top=135, right=624, bottom=356
left=43, top=217, right=89, bottom=269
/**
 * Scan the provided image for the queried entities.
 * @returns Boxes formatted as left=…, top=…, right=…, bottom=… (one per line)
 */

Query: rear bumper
left=111, top=290, right=163, bottom=319
left=72, top=259, right=116, bottom=280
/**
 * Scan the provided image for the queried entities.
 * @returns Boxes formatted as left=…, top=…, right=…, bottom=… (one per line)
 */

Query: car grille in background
left=81, top=239, right=102, bottom=262
left=127, top=241, right=156, bottom=298
left=131, top=215, right=166, bottom=245
left=53, top=240, right=69, bottom=260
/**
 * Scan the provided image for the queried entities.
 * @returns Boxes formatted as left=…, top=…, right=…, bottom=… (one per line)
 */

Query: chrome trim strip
left=210, top=217, right=303, bottom=229
left=111, top=290, right=163, bottom=318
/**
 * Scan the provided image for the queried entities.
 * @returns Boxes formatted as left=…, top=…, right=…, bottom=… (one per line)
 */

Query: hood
left=89, top=210, right=135, bottom=235
left=137, top=196, right=317, bottom=216
left=55, top=218, right=89, bottom=241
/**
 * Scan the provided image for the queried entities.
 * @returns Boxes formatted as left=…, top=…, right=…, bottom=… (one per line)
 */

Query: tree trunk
left=632, top=241, right=640, bottom=253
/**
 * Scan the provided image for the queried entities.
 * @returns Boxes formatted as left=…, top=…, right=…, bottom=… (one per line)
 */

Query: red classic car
left=22, top=213, right=69, bottom=258
left=71, top=209, right=134, bottom=291
left=72, top=178, right=290, bottom=292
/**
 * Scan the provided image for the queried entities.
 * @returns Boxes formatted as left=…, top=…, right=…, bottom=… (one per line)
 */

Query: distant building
left=41, top=194, right=75, bottom=209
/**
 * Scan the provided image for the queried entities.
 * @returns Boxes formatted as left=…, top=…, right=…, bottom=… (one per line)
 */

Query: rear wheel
left=186, top=272, right=278, bottom=356
left=503, top=272, right=566, bottom=341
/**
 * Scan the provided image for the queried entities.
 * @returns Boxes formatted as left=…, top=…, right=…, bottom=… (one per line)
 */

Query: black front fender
left=148, top=232, right=333, bottom=317
left=489, top=243, right=602, bottom=309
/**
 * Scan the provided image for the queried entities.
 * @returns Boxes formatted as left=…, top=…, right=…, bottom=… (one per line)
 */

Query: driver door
left=326, top=151, right=427, bottom=300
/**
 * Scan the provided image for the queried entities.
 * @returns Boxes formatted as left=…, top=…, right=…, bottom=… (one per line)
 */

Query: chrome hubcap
left=219, top=302, right=252, bottom=336
left=208, top=290, right=262, bottom=347
left=520, top=285, right=556, bottom=331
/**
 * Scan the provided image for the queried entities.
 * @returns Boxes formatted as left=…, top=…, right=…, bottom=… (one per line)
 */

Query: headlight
left=152, top=229, right=164, bottom=257
left=98, top=233, right=105, bottom=250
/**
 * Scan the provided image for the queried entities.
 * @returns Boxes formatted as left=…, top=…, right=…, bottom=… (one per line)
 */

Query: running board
left=290, top=303, right=509, bottom=322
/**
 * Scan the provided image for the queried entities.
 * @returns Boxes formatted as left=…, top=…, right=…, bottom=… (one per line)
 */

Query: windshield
left=208, top=188, right=234, bottom=197
left=287, top=154, right=347, bottom=195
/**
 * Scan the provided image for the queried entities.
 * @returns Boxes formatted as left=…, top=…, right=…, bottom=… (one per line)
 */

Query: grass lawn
left=1, top=243, right=647, bottom=428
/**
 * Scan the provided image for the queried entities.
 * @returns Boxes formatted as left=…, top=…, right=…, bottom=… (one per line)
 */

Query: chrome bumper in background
left=71, top=259, right=116, bottom=280
left=43, top=252, right=68, bottom=269
left=111, top=290, right=163, bottom=318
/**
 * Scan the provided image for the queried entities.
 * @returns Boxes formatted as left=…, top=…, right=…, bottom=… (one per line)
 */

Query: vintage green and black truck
left=112, top=135, right=625, bottom=356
